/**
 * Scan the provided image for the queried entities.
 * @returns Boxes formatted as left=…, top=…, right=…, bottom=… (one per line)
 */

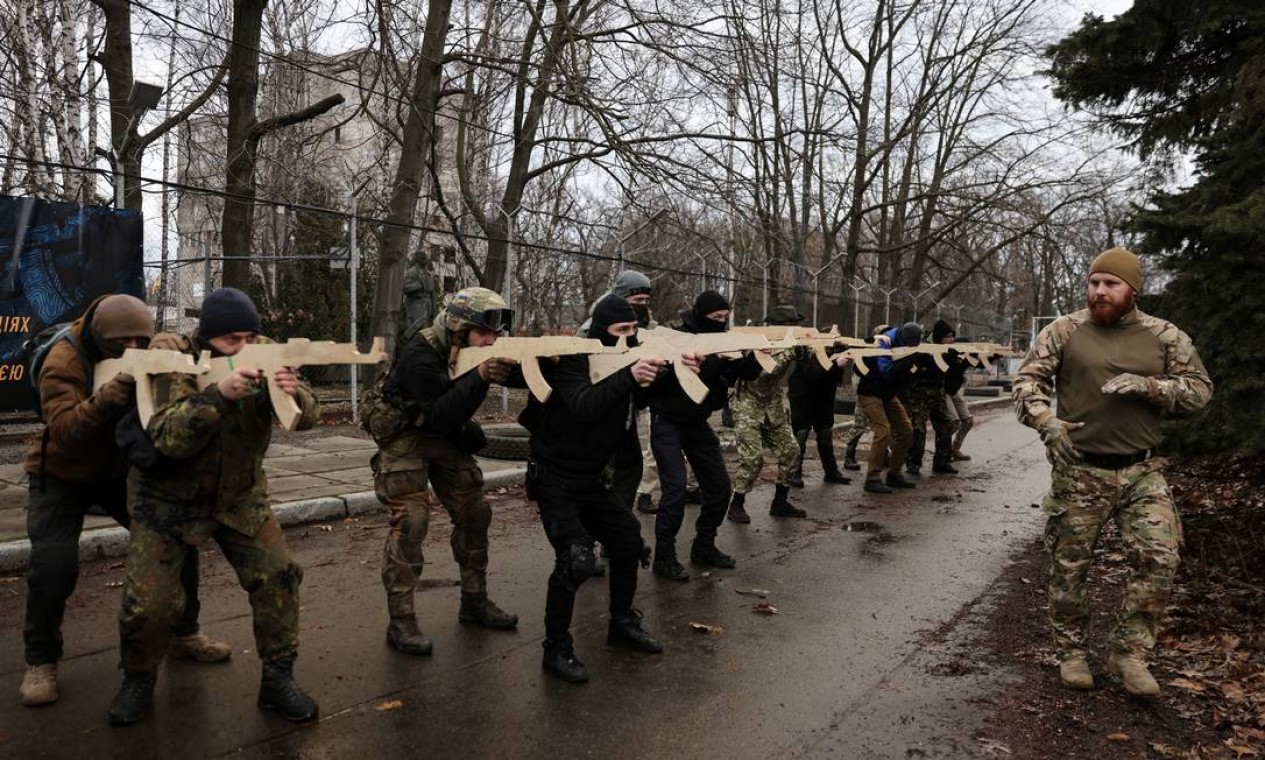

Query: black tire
left=480, top=423, right=532, bottom=460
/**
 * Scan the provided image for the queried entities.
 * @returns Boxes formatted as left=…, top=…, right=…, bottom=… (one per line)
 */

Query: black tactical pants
left=528, top=466, right=645, bottom=645
left=649, top=414, right=730, bottom=556
left=25, top=473, right=201, bottom=665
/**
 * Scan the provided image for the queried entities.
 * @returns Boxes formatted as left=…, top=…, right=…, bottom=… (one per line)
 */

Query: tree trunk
left=370, top=0, right=453, bottom=358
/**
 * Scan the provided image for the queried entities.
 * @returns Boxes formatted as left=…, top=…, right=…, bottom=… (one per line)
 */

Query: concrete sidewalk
left=0, top=395, right=1011, bottom=573
left=0, top=434, right=527, bottom=573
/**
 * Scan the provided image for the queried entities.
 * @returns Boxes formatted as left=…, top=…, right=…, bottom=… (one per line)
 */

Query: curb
left=0, top=466, right=528, bottom=575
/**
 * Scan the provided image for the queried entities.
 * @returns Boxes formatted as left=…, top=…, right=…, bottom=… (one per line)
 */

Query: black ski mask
left=590, top=294, right=640, bottom=348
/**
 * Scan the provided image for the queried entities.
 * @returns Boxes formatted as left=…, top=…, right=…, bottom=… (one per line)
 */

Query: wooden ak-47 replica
left=734, top=325, right=1016, bottom=375
left=732, top=325, right=869, bottom=369
left=447, top=329, right=781, bottom=405
left=94, top=338, right=388, bottom=430
left=449, top=336, right=617, bottom=403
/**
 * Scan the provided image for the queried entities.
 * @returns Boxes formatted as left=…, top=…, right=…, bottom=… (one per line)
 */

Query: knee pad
left=559, top=540, right=598, bottom=586
left=463, top=498, right=493, bottom=534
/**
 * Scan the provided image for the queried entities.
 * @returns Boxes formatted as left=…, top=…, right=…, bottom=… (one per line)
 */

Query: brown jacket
left=24, top=295, right=131, bottom=482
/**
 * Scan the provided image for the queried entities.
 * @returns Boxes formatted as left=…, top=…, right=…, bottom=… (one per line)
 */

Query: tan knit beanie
left=1089, top=247, right=1143, bottom=292
left=93, top=294, right=154, bottom=339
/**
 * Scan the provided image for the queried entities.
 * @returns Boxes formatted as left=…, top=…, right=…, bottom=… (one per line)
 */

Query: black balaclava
left=590, top=294, right=639, bottom=348
left=691, top=290, right=730, bottom=333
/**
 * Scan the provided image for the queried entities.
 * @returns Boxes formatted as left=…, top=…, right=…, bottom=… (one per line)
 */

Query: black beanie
left=898, top=322, right=923, bottom=347
left=590, top=293, right=638, bottom=347
left=199, top=287, right=262, bottom=340
left=932, top=319, right=955, bottom=344
left=693, top=290, right=730, bottom=317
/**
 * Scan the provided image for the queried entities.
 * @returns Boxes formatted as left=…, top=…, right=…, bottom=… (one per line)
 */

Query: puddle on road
left=843, top=521, right=884, bottom=533
left=860, top=532, right=903, bottom=560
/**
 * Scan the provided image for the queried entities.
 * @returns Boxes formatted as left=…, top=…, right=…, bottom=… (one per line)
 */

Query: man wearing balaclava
left=854, top=322, right=923, bottom=493
left=578, top=270, right=660, bottom=517
left=19, top=295, right=228, bottom=709
left=643, top=290, right=760, bottom=582
left=1014, top=247, right=1211, bottom=697
left=110, top=287, right=319, bottom=726
left=519, top=294, right=666, bottom=683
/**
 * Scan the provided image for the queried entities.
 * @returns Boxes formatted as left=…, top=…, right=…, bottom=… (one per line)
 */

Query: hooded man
left=934, top=319, right=974, bottom=462
left=644, top=291, right=760, bottom=581
left=20, top=295, right=228, bottom=708
left=520, top=294, right=665, bottom=682
left=1014, top=247, right=1212, bottom=696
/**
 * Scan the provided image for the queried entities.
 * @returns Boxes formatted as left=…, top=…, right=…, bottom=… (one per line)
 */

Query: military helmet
left=765, top=304, right=805, bottom=326
left=443, top=287, right=513, bottom=333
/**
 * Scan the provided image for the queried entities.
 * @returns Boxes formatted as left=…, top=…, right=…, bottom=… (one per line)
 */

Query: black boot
left=727, top=491, right=751, bottom=523
left=789, top=428, right=808, bottom=488
left=843, top=441, right=861, bottom=471
left=608, top=609, right=664, bottom=653
left=885, top=473, right=916, bottom=489
left=259, top=658, right=319, bottom=723
left=652, top=547, right=690, bottom=582
left=690, top=539, right=737, bottom=568
left=769, top=484, right=807, bottom=518
left=386, top=616, right=434, bottom=656
left=635, top=493, right=658, bottom=514
left=542, top=637, right=589, bottom=683
left=106, top=670, right=156, bottom=726
left=459, top=593, right=519, bottom=630
left=864, top=478, right=892, bottom=494
left=931, top=459, right=959, bottom=474
left=818, top=436, right=851, bottom=484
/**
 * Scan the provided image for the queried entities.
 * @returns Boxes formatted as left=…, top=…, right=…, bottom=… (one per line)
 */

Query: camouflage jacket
left=732, top=347, right=800, bottom=418
left=24, top=294, right=130, bottom=482
left=1013, top=308, right=1212, bottom=455
left=129, top=332, right=319, bottom=542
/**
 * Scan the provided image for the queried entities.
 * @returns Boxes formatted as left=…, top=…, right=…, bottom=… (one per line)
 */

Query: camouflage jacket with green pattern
left=129, top=332, right=320, bottom=542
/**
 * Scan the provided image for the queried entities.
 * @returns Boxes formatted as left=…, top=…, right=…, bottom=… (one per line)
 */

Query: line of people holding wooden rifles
left=16, top=273, right=994, bottom=725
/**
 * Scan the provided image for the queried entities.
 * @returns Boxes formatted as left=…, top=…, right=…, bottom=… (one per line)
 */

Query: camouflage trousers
left=841, top=400, right=869, bottom=448
left=899, top=382, right=954, bottom=470
left=731, top=395, right=800, bottom=494
left=119, top=514, right=301, bottom=671
left=1042, top=459, right=1182, bottom=661
left=372, top=434, right=491, bottom=620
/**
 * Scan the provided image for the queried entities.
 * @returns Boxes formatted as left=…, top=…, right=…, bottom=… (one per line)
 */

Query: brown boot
left=951, top=448, right=971, bottom=461
left=1059, top=658, right=1094, bottom=690
left=169, top=632, right=232, bottom=662
left=1107, top=652, right=1160, bottom=696
left=19, top=664, right=58, bottom=706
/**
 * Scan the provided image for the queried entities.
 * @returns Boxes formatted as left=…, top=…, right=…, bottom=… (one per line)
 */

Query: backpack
left=23, top=323, right=92, bottom=421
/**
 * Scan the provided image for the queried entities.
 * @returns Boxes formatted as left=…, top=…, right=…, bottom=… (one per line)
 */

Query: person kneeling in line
left=519, top=295, right=666, bottom=683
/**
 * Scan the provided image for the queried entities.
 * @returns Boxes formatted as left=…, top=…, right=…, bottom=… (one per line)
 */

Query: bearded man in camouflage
left=1014, top=247, right=1212, bottom=696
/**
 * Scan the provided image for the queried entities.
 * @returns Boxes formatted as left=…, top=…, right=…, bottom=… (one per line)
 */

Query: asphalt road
left=0, top=407, right=1053, bottom=759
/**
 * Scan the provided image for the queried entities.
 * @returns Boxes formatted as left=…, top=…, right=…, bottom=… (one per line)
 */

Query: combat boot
left=543, top=637, right=589, bottom=683
left=863, top=478, right=892, bottom=494
left=459, top=593, right=519, bottom=630
left=652, top=550, right=690, bottom=582
left=885, top=473, right=916, bottom=489
left=690, top=539, right=736, bottom=569
left=608, top=610, right=664, bottom=654
left=169, top=631, right=232, bottom=662
left=822, top=468, right=852, bottom=485
left=386, top=616, right=434, bottom=656
left=635, top=493, right=658, bottom=514
left=727, top=491, right=751, bottom=524
left=259, top=657, right=319, bottom=722
left=951, top=448, right=971, bottom=461
left=1107, top=652, right=1160, bottom=696
left=769, top=484, right=807, bottom=518
left=1059, top=658, right=1094, bottom=690
left=19, top=663, right=58, bottom=706
left=843, top=441, right=861, bottom=471
left=106, top=670, right=156, bottom=726
left=931, top=462, right=959, bottom=475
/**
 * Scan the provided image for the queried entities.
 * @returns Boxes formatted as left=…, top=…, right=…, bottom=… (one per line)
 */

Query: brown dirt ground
left=961, top=453, right=1265, bottom=759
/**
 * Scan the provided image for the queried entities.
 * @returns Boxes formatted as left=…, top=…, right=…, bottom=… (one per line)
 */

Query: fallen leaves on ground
left=689, top=622, right=724, bottom=635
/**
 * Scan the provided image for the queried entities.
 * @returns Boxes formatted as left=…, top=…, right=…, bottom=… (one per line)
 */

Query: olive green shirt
left=1013, top=308, right=1212, bottom=455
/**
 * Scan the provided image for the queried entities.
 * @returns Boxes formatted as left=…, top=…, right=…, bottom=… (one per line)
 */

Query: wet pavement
left=0, top=407, right=1054, bottom=758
